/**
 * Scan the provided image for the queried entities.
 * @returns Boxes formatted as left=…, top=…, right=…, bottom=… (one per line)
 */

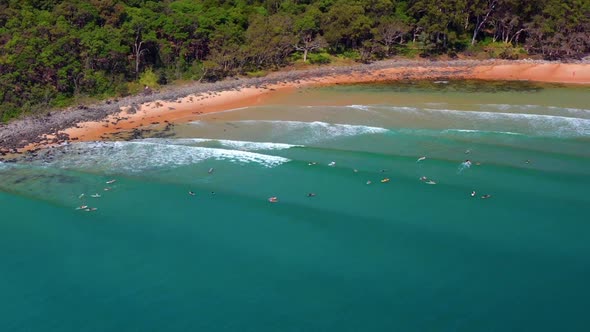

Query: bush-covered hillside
left=1, top=0, right=589, bottom=121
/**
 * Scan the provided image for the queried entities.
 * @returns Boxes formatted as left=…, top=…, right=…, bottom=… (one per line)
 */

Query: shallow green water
left=1, top=81, right=590, bottom=331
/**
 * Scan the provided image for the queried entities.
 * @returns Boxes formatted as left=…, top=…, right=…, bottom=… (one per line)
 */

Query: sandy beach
left=1, top=59, right=589, bottom=155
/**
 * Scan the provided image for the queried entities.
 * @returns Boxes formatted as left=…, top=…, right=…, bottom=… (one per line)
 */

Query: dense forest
left=1, top=0, right=589, bottom=121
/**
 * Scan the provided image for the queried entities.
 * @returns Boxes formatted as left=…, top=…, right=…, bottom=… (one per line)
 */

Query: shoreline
left=1, top=59, right=589, bottom=158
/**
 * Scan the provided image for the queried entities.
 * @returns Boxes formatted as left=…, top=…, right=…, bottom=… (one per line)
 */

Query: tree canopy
left=1, top=0, right=588, bottom=121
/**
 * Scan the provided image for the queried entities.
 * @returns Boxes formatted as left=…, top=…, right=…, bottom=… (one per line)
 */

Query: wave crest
left=42, top=141, right=289, bottom=172
left=141, top=138, right=302, bottom=151
left=190, top=120, right=389, bottom=144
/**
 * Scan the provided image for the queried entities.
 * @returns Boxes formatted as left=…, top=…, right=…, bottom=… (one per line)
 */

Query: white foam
left=425, top=109, right=590, bottom=137
left=141, top=138, right=302, bottom=151
left=245, top=120, right=387, bottom=134
left=346, top=105, right=370, bottom=111
left=44, top=141, right=289, bottom=172
left=478, top=104, right=590, bottom=117
left=386, top=106, right=420, bottom=112
left=443, top=129, right=524, bottom=136
left=210, top=120, right=389, bottom=144
left=548, top=106, right=590, bottom=118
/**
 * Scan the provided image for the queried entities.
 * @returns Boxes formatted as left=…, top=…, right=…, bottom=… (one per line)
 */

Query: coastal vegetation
left=1, top=0, right=589, bottom=121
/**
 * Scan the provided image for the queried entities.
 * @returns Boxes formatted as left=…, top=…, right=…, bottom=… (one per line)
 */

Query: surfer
left=308, top=162, right=317, bottom=166
left=91, top=193, right=101, bottom=198
left=425, top=180, right=436, bottom=185
left=471, top=191, right=476, bottom=197
left=419, top=176, right=427, bottom=181
left=78, top=193, right=85, bottom=199
left=381, top=178, right=390, bottom=183
left=106, top=179, right=116, bottom=184
left=104, top=187, right=111, bottom=191
left=76, top=205, right=88, bottom=210
left=366, top=180, right=372, bottom=185
left=208, top=167, right=214, bottom=174
left=268, top=196, right=278, bottom=203
left=307, top=193, right=316, bottom=197
left=481, top=194, right=491, bottom=199
left=328, top=161, right=336, bottom=167
left=417, top=156, right=426, bottom=162
left=188, top=191, right=196, bottom=196
left=353, top=169, right=358, bottom=173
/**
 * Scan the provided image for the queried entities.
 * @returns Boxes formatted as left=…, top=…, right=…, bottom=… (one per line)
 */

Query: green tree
left=293, top=6, right=326, bottom=62
left=322, top=0, right=373, bottom=49
left=122, top=5, right=158, bottom=78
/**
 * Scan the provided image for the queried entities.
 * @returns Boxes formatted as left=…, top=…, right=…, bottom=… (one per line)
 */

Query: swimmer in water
left=471, top=191, right=476, bottom=197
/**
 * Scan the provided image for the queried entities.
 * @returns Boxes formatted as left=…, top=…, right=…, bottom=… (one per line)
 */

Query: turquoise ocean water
left=1, top=81, right=590, bottom=331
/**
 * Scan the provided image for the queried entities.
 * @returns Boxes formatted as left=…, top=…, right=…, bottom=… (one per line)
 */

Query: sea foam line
left=371, top=105, right=590, bottom=137
left=235, top=120, right=388, bottom=134
left=189, top=120, right=389, bottom=144
left=141, top=138, right=303, bottom=151
left=442, top=129, right=524, bottom=136
left=346, top=105, right=371, bottom=111
left=45, top=141, right=290, bottom=172
left=476, top=104, right=590, bottom=118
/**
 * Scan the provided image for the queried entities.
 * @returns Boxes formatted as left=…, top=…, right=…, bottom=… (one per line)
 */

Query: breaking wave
left=366, top=105, right=590, bottom=137
left=424, top=109, right=590, bottom=137
left=141, top=138, right=302, bottom=151
left=346, top=105, right=371, bottom=111
left=41, top=141, right=289, bottom=172
left=191, top=120, right=389, bottom=144
left=441, top=129, right=524, bottom=136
